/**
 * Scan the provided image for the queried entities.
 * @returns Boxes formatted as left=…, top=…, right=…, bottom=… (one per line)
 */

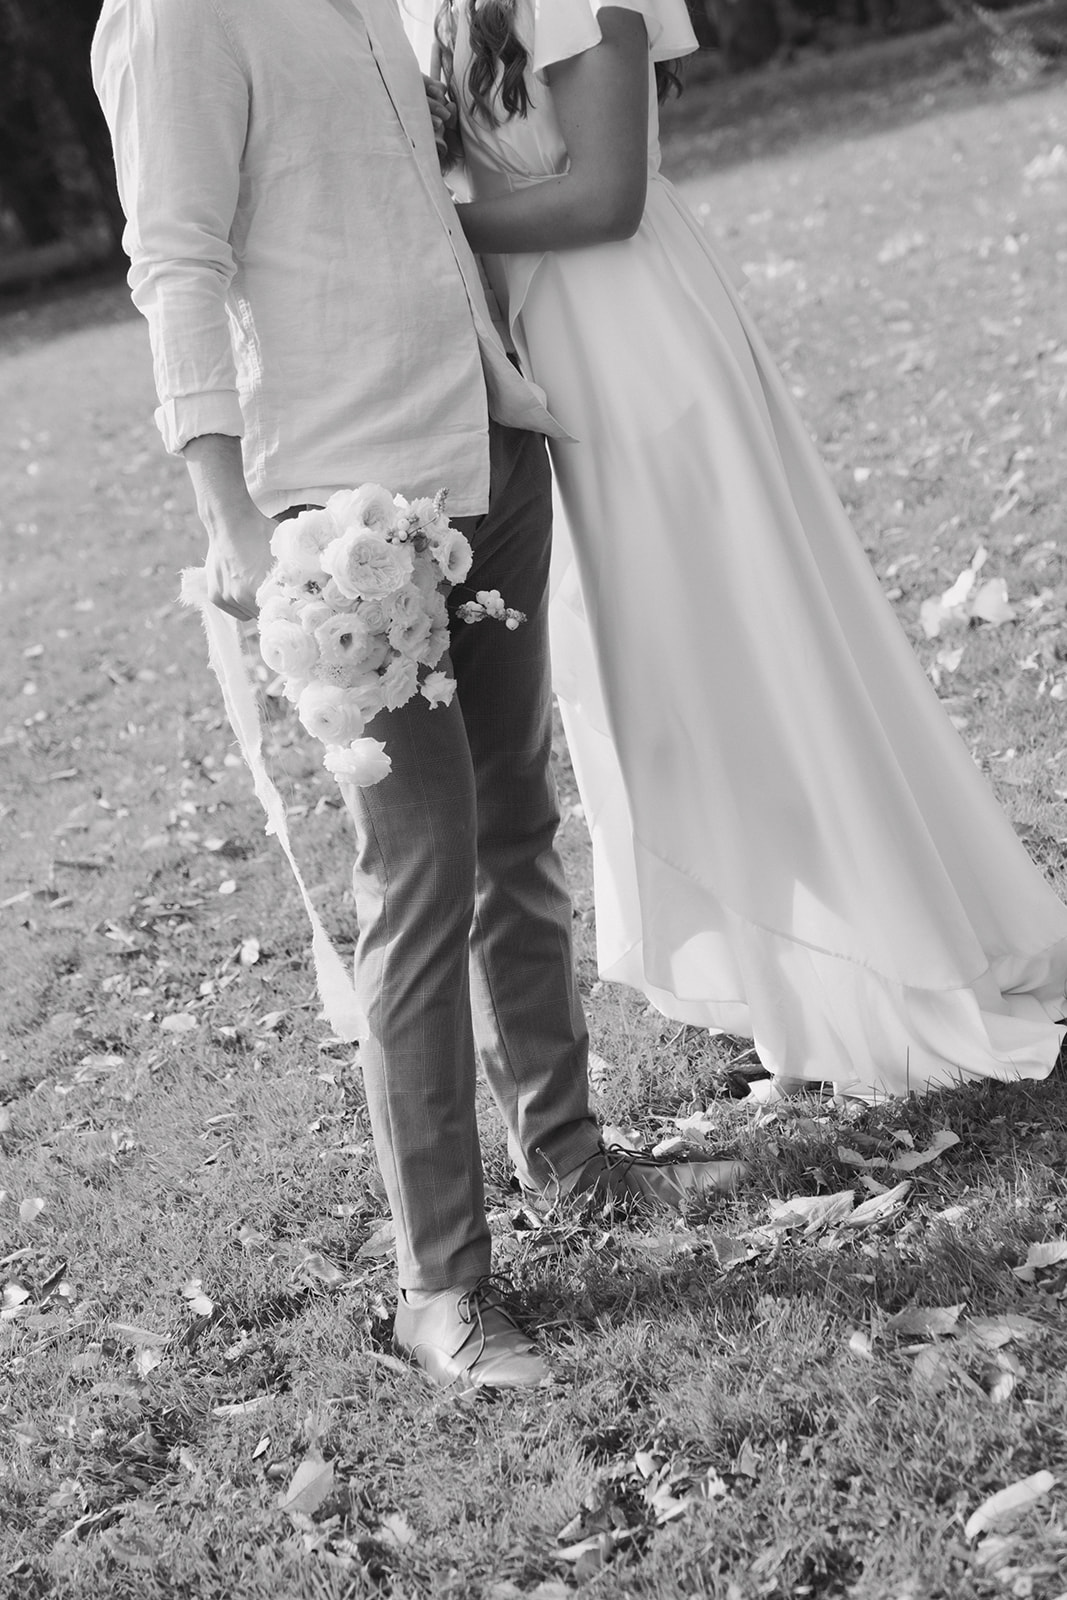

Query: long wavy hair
left=435, top=0, right=683, bottom=123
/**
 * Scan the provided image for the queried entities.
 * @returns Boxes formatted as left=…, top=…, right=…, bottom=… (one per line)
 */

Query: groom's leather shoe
left=393, top=1277, right=548, bottom=1394
left=538, top=1142, right=747, bottom=1213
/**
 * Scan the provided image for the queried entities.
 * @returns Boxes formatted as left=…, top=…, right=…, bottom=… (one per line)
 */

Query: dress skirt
left=486, top=173, right=1067, bottom=1098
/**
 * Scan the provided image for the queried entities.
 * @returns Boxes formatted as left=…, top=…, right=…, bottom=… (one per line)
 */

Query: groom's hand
left=182, top=433, right=274, bottom=621
left=202, top=506, right=275, bottom=621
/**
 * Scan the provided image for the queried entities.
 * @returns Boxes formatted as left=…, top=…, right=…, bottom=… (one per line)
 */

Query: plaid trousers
left=337, top=423, right=600, bottom=1289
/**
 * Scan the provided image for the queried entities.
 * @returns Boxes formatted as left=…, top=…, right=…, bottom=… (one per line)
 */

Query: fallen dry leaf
left=910, top=1345, right=956, bottom=1391
left=181, top=1279, right=214, bottom=1317
left=134, top=1347, right=163, bottom=1379
left=767, top=1191, right=855, bottom=1231
left=375, top=1511, right=418, bottom=1548
left=842, top=1181, right=912, bottom=1227
left=212, top=1397, right=271, bottom=1418
left=357, top=1220, right=396, bottom=1260
left=1011, top=1240, right=1067, bottom=1281
left=966, top=1314, right=1045, bottom=1349
left=160, top=1013, right=197, bottom=1034
left=964, top=1471, right=1056, bottom=1540
left=970, top=577, right=1014, bottom=625
left=110, top=1322, right=168, bottom=1347
left=278, top=1452, right=334, bottom=1517
left=887, top=1303, right=963, bottom=1337
left=889, top=1130, right=960, bottom=1172
left=295, top=1252, right=344, bottom=1285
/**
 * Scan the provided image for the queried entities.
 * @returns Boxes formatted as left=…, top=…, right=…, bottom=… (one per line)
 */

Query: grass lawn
left=2, top=33, right=1067, bottom=1600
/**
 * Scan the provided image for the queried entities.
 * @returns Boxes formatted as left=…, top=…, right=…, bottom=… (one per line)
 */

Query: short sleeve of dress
left=531, top=0, right=699, bottom=75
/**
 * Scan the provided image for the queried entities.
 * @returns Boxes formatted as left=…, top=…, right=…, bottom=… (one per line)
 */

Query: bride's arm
left=454, top=7, right=649, bottom=253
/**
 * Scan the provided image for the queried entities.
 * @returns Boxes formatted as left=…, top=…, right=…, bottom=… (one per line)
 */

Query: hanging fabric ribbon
left=179, top=568, right=369, bottom=1043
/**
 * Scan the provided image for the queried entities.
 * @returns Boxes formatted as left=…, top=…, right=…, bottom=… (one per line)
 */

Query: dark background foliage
left=0, top=0, right=1056, bottom=284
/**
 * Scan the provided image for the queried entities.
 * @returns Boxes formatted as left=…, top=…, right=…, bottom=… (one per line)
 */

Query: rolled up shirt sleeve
left=92, top=0, right=248, bottom=453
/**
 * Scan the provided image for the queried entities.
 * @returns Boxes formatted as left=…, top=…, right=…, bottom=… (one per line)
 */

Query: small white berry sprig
left=456, top=588, right=526, bottom=630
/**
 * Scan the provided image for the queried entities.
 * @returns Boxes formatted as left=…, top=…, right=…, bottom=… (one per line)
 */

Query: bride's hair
left=436, top=0, right=682, bottom=124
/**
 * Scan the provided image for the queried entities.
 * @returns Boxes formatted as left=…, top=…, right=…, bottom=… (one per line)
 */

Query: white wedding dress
left=434, top=0, right=1067, bottom=1097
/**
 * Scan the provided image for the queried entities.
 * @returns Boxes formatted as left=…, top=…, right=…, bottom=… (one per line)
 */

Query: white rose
left=322, top=530, right=414, bottom=600
left=420, top=670, right=456, bottom=710
left=270, top=509, right=337, bottom=579
left=356, top=596, right=391, bottom=635
left=430, top=528, right=473, bottom=585
left=297, top=682, right=365, bottom=744
left=320, top=578, right=354, bottom=610
left=323, top=737, right=392, bottom=788
left=298, top=599, right=335, bottom=634
left=326, top=484, right=397, bottom=535
left=259, top=619, right=318, bottom=678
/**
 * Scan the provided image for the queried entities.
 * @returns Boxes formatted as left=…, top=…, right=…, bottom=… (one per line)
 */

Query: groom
left=93, top=0, right=737, bottom=1394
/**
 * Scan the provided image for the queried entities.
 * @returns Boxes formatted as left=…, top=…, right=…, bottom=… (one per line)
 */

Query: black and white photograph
left=2, top=0, right=1067, bottom=1593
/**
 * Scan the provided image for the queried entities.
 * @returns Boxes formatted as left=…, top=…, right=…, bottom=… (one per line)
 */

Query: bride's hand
left=423, top=74, right=460, bottom=169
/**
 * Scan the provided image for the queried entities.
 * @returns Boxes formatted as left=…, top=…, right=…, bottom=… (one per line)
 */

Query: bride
left=409, top=0, right=1067, bottom=1099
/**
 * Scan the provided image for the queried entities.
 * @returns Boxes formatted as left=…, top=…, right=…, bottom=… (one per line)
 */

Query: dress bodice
left=446, top=0, right=671, bottom=199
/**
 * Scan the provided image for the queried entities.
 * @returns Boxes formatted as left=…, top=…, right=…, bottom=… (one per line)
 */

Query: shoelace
left=455, top=1275, right=522, bottom=1360
left=597, top=1142, right=685, bottom=1175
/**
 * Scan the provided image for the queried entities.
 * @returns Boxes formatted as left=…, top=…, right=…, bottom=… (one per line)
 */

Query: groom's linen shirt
left=92, top=0, right=560, bottom=517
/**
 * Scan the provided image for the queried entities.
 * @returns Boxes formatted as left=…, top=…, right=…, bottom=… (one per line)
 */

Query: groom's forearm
left=183, top=433, right=256, bottom=533
left=183, top=434, right=275, bottom=621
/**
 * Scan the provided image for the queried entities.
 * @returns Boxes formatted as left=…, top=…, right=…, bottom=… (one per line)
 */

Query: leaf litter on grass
left=6, top=66, right=1067, bottom=1600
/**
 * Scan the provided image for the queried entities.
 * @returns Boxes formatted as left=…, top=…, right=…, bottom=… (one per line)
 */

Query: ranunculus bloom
left=258, top=593, right=302, bottom=626
left=259, top=619, right=318, bottom=678
left=409, top=496, right=452, bottom=541
left=381, top=654, right=418, bottom=711
left=315, top=611, right=376, bottom=667
left=297, top=682, right=365, bottom=744
left=389, top=611, right=433, bottom=661
left=430, top=528, right=473, bottom=585
left=323, top=737, right=392, bottom=787
left=420, top=670, right=456, bottom=710
left=326, top=484, right=397, bottom=535
left=411, top=558, right=442, bottom=600
left=344, top=669, right=388, bottom=721
left=256, top=573, right=299, bottom=613
left=422, top=625, right=451, bottom=668
left=386, top=584, right=425, bottom=627
left=322, top=531, right=414, bottom=600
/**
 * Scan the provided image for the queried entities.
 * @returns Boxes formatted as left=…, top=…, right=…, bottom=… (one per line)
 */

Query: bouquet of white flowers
left=255, top=484, right=523, bottom=788
left=179, top=481, right=524, bottom=1040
